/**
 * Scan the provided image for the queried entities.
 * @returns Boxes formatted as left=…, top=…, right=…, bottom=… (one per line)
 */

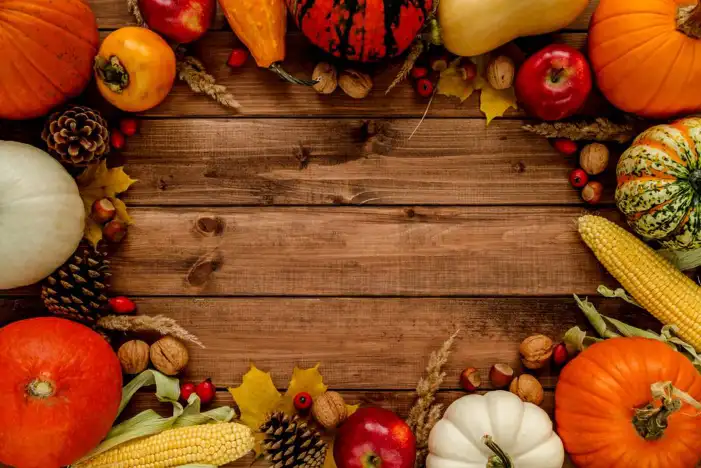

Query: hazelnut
left=582, top=181, right=604, bottom=205
left=312, top=391, right=347, bottom=429
left=487, top=56, right=515, bottom=90
left=312, top=62, right=338, bottom=95
left=580, top=143, right=609, bottom=175
left=91, top=198, right=116, bottom=224
left=150, top=336, right=189, bottom=375
left=118, top=340, right=150, bottom=374
left=519, top=334, right=554, bottom=370
left=460, top=367, right=481, bottom=392
left=430, top=56, right=449, bottom=72
left=103, top=219, right=127, bottom=243
left=339, top=69, right=373, bottom=99
left=509, top=374, right=544, bottom=405
left=489, top=363, right=514, bottom=389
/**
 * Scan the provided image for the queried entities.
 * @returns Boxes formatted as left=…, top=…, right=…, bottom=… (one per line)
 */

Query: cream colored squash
left=439, top=0, right=590, bottom=57
left=427, top=391, right=564, bottom=468
left=0, top=141, right=84, bottom=289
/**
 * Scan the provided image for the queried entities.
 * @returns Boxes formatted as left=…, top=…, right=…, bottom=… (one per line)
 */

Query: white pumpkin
left=427, top=391, right=564, bottom=468
left=0, top=141, right=84, bottom=289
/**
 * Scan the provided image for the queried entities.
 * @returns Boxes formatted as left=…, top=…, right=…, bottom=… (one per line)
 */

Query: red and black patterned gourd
left=287, top=0, right=432, bottom=62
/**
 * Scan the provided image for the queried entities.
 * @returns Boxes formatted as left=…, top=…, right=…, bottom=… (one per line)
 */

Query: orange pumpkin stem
left=94, top=56, right=130, bottom=94
left=482, top=435, right=513, bottom=468
left=677, top=3, right=701, bottom=39
left=632, top=381, right=701, bottom=441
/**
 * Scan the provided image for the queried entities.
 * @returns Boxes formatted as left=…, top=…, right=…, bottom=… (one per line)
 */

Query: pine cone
left=260, top=412, right=327, bottom=468
left=41, top=242, right=111, bottom=324
left=41, top=106, right=110, bottom=167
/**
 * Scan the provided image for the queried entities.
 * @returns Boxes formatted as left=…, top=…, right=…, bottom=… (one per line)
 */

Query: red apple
left=334, top=407, right=416, bottom=468
left=139, top=0, right=215, bottom=44
left=515, top=44, right=592, bottom=121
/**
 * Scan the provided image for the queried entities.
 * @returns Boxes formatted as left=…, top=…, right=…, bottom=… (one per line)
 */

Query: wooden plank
left=89, top=0, right=598, bottom=31
left=83, top=32, right=598, bottom=118
left=100, top=207, right=621, bottom=297
left=116, top=118, right=616, bottom=206
left=1, top=296, right=658, bottom=389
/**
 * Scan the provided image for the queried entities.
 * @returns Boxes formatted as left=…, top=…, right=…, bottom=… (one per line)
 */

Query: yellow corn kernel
left=578, top=215, right=701, bottom=350
left=76, top=422, right=255, bottom=468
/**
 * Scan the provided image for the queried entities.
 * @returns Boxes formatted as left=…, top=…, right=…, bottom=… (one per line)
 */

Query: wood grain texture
left=118, top=119, right=616, bottom=206
left=88, top=32, right=596, bottom=118
left=2, top=297, right=656, bottom=390
left=89, top=0, right=598, bottom=31
left=103, top=207, right=621, bottom=296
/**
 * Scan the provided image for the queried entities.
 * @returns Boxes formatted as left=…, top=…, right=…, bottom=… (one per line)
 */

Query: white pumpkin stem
left=482, top=435, right=513, bottom=468
left=678, top=3, right=701, bottom=38
left=632, top=381, right=701, bottom=440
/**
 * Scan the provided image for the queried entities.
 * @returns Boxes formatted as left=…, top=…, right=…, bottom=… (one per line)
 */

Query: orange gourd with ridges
left=589, top=0, right=701, bottom=118
left=0, top=0, right=99, bottom=120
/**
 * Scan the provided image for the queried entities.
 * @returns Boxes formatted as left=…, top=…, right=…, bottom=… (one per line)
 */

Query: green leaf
left=657, top=247, right=701, bottom=271
left=573, top=294, right=621, bottom=339
left=597, top=285, right=641, bottom=308
left=563, top=325, right=602, bottom=353
left=603, top=316, right=662, bottom=340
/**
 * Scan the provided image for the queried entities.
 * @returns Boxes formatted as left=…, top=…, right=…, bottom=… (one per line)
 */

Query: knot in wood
left=195, top=216, right=225, bottom=236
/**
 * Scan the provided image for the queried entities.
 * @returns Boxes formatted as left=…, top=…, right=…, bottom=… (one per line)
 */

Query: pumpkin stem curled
left=94, top=56, right=130, bottom=94
left=677, top=4, right=701, bottom=39
left=633, top=381, right=701, bottom=440
left=482, top=435, right=513, bottom=468
left=269, top=63, right=319, bottom=87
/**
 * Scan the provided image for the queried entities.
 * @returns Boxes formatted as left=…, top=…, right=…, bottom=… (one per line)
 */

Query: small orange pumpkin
left=556, top=337, right=701, bottom=468
left=589, top=0, right=701, bottom=118
left=0, top=0, right=99, bottom=120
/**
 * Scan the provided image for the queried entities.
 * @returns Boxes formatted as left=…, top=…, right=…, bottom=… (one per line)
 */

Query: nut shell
left=312, top=391, right=347, bottom=429
left=582, top=181, right=604, bottom=205
left=150, top=336, right=189, bottom=376
left=118, top=340, right=150, bottom=374
left=313, top=62, right=338, bottom=95
left=489, top=363, right=514, bottom=389
left=487, top=56, right=515, bottom=90
left=519, top=334, right=554, bottom=370
left=580, top=143, right=609, bottom=175
left=509, top=374, right=544, bottom=405
left=339, top=70, right=373, bottom=99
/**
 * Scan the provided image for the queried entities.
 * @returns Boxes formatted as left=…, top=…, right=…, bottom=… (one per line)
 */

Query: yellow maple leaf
left=228, top=365, right=282, bottom=430
left=437, top=59, right=475, bottom=102
left=281, top=365, right=328, bottom=415
left=77, top=160, right=137, bottom=247
left=481, top=85, right=518, bottom=124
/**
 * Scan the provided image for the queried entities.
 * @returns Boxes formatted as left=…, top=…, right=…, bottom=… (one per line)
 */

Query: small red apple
left=139, top=0, right=215, bottom=44
left=334, top=407, right=415, bottom=468
left=515, top=44, right=592, bottom=121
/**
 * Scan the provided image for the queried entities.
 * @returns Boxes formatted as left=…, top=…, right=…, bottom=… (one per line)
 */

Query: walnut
left=580, top=143, right=610, bottom=175
left=339, top=70, right=373, bottom=99
left=313, top=62, right=338, bottom=95
left=509, top=374, right=544, bottom=405
left=519, top=334, right=554, bottom=369
left=312, top=391, right=347, bottom=429
left=487, top=56, right=515, bottom=90
left=118, top=340, right=150, bottom=375
left=150, top=336, right=189, bottom=375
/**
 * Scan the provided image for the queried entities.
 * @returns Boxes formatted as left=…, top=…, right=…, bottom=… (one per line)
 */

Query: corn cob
left=75, top=422, right=254, bottom=468
left=578, top=215, right=701, bottom=351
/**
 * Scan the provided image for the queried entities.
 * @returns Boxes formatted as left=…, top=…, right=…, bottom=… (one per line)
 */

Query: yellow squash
left=439, top=0, right=590, bottom=57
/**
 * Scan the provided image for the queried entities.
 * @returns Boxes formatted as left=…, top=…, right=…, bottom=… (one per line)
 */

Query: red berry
left=195, top=379, right=216, bottom=405
left=461, top=61, right=477, bottom=81
left=569, top=168, right=589, bottom=189
left=108, top=296, right=136, bottom=314
left=553, top=138, right=578, bottom=156
left=227, top=48, right=249, bottom=68
left=181, top=383, right=196, bottom=402
left=415, top=78, right=434, bottom=98
left=410, top=66, right=429, bottom=80
left=293, top=392, right=313, bottom=412
left=119, top=118, right=139, bottom=137
left=110, top=129, right=126, bottom=150
left=553, top=342, right=569, bottom=368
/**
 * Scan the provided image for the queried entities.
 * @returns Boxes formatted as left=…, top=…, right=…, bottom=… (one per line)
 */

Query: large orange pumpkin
left=556, top=338, right=701, bottom=468
left=0, top=0, right=99, bottom=120
left=0, top=317, right=123, bottom=468
left=589, top=0, right=701, bottom=118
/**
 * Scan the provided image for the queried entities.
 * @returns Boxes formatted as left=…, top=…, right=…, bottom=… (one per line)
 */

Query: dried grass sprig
left=176, top=53, right=242, bottom=111
left=97, top=315, right=205, bottom=349
left=386, top=41, right=424, bottom=94
left=522, top=117, right=637, bottom=143
left=126, top=0, right=145, bottom=25
left=407, top=329, right=460, bottom=468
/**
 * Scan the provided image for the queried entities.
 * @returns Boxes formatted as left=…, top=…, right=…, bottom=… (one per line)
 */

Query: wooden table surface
left=0, top=1, right=663, bottom=466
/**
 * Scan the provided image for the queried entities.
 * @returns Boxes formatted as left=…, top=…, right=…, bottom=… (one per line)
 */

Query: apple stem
left=362, top=453, right=382, bottom=468
left=549, top=67, right=565, bottom=85
left=678, top=3, right=701, bottom=38
left=482, top=435, right=513, bottom=468
left=94, top=56, right=130, bottom=94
